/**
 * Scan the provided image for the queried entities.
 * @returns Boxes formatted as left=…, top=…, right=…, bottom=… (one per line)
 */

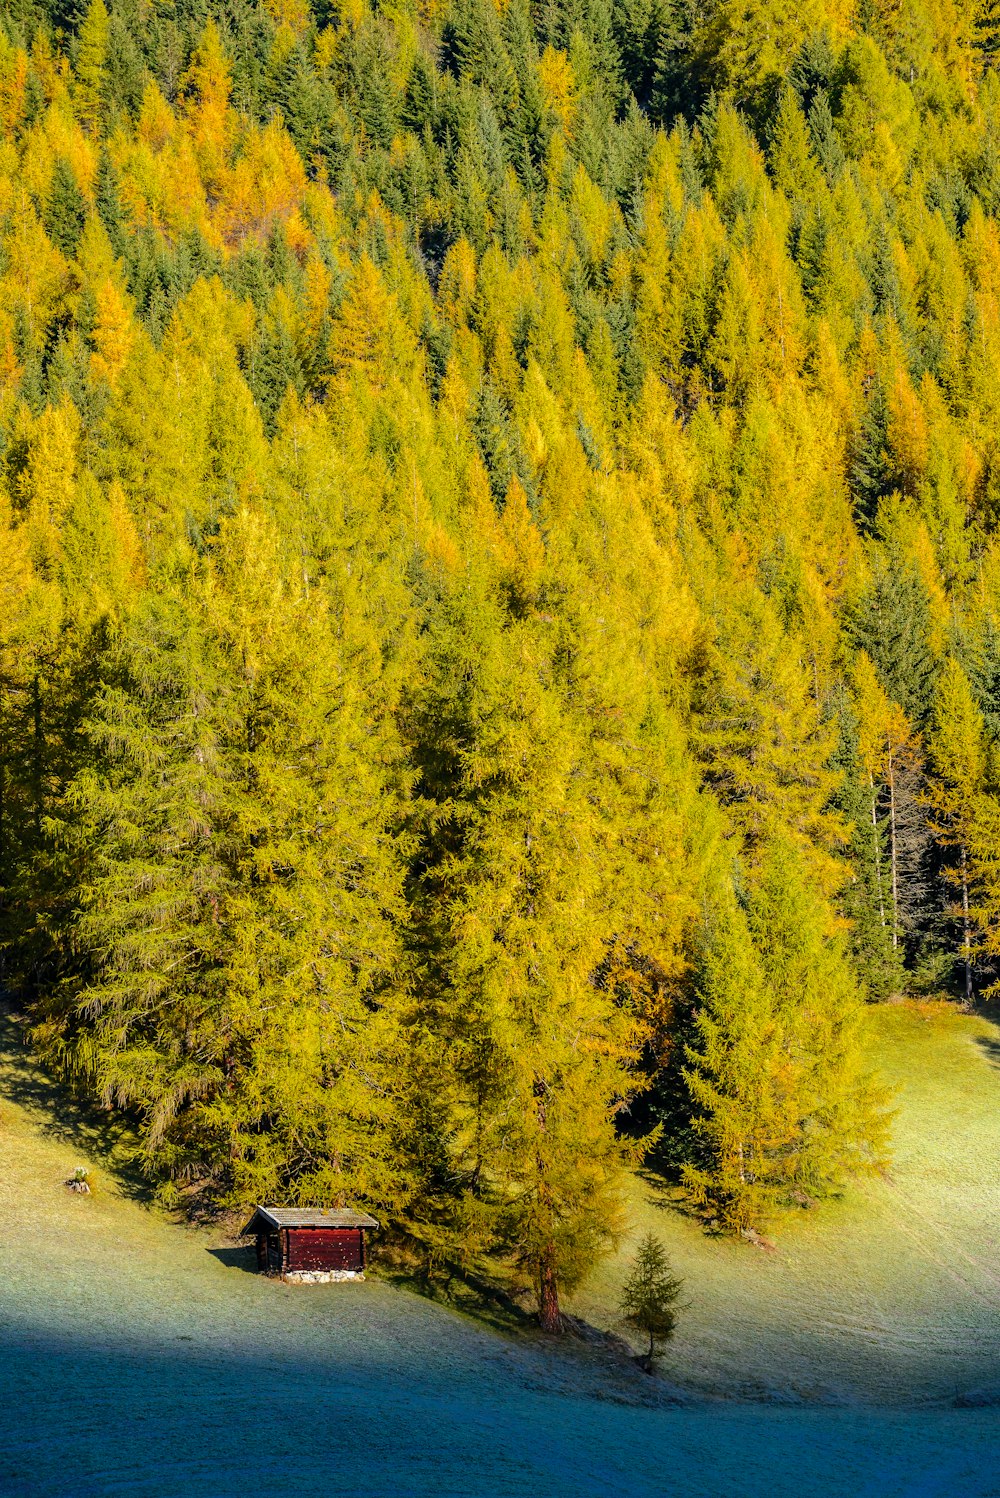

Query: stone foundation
left=282, top=1269, right=364, bottom=1285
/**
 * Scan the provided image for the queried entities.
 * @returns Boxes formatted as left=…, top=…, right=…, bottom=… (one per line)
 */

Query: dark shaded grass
left=2, top=1326, right=999, bottom=1498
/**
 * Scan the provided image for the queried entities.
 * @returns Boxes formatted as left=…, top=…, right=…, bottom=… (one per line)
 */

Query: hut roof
left=241, top=1206, right=380, bottom=1236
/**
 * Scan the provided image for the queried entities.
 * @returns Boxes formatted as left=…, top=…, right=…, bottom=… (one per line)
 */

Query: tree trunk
left=32, top=672, right=43, bottom=840
left=533, top=1074, right=561, bottom=1334
left=961, top=843, right=973, bottom=1010
left=888, top=748, right=899, bottom=949
left=869, top=773, right=887, bottom=929
left=0, top=735, right=6, bottom=891
left=538, top=1242, right=562, bottom=1334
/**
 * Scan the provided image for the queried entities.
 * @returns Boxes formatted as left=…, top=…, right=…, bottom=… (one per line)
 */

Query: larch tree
left=74, top=0, right=109, bottom=131
left=682, top=879, right=803, bottom=1233
left=15, top=0, right=1000, bottom=1249
left=747, top=836, right=890, bottom=1196
left=692, top=587, right=845, bottom=896
left=36, top=509, right=413, bottom=1211
left=683, top=841, right=889, bottom=1232
left=407, top=562, right=640, bottom=1329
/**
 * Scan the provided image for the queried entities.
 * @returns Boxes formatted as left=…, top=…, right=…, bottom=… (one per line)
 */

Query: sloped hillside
left=570, top=1002, right=1000, bottom=1407
left=2, top=1007, right=999, bottom=1498
left=10, top=0, right=1000, bottom=1307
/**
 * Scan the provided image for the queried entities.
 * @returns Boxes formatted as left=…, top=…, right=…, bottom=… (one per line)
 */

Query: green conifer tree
left=975, top=0, right=1000, bottom=66
left=847, top=552, right=939, bottom=724
left=45, top=160, right=88, bottom=258
left=620, top=1232, right=684, bottom=1369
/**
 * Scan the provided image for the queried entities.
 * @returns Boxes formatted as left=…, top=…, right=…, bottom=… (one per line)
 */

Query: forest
left=1, top=0, right=999, bottom=1328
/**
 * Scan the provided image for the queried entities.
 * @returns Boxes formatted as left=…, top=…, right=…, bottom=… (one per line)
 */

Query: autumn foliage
left=2, top=0, right=999, bottom=1323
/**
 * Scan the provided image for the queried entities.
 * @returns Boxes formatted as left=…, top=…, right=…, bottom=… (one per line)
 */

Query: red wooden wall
left=285, top=1227, right=364, bottom=1272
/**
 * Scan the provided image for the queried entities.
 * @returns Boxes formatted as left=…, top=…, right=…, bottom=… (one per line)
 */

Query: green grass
left=568, top=1001, right=1000, bottom=1405
left=2, top=1003, right=1000, bottom=1496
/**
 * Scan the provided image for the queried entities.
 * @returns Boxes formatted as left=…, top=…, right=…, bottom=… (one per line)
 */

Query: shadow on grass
left=636, top=1165, right=683, bottom=1205
left=0, top=1326, right=701, bottom=1494
left=380, top=1259, right=538, bottom=1338
left=972, top=1033, right=1000, bottom=1070
left=380, top=1263, right=646, bottom=1380
left=207, top=1245, right=258, bottom=1274
left=634, top=1165, right=713, bottom=1230
left=0, top=1004, right=155, bottom=1205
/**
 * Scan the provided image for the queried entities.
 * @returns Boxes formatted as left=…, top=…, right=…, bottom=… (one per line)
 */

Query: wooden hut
left=241, top=1206, right=379, bottom=1283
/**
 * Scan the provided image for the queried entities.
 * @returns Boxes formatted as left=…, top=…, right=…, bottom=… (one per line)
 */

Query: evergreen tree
left=45, top=159, right=87, bottom=258
left=847, top=553, right=939, bottom=724
left=248, top=309, right=304, bottom=433
left=769, top=85, right=823, bottom=204
left=806, top=89, right=846, bottom=182
left=620, top=1232, right=684, bottom=1369
left=963, top=615, right=1000, bottom=739
left=95, top=147, right=126, bottom=258
left=852, top=650, right=926, bottom=961
left=974, top=0, right=1000, bottom=67
left=849, top=381, right=896, bottom=524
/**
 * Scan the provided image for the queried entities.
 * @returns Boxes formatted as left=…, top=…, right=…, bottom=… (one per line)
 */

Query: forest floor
left=1, top=1002, right=1000, bottom=1497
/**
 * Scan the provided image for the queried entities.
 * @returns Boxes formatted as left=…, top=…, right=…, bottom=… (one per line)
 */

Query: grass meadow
left=2, top=1002, right=999, bottom=1497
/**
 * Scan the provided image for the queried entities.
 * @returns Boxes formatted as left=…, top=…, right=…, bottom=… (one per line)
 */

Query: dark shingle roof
left=240, top=1205, right=379, bottom=1236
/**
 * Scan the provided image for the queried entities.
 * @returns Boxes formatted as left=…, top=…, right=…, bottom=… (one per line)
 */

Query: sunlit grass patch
left=568, top=1002, right=1000, bottom=1405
